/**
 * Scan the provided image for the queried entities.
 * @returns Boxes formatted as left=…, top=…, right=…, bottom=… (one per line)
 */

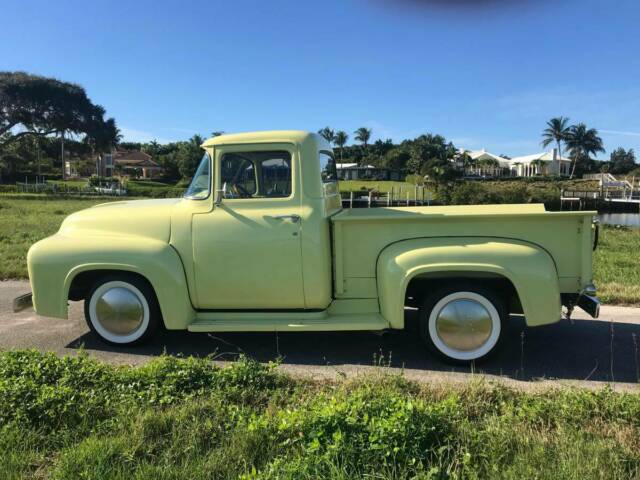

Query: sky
left=2, top=0, right=640, bottom=157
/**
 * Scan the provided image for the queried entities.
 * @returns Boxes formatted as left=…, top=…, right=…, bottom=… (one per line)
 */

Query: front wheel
left=419, top=285, right=506, bottom=364
left=84, top=274, right=160, bottom=345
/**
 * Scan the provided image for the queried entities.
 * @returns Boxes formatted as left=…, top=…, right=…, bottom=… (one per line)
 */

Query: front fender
left=376, top=237, right=561, bottom=329
left=28, top=232, right=195, bottom=329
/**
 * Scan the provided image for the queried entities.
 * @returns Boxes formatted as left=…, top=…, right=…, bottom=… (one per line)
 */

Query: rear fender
left=376, top=237, right=561, bottom=329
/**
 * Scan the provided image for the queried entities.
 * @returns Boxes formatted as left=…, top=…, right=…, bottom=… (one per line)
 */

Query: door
left=192, top=147, right=305, bottom=309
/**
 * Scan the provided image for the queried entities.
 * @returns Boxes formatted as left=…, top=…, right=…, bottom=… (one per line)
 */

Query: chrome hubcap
left=95, top=287, right=144, bottom=336
left=435, top=299, right=493, bottom=351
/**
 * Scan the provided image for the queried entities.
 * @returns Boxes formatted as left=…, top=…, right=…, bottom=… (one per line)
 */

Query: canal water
left=598, top=212, right=640, bottom=228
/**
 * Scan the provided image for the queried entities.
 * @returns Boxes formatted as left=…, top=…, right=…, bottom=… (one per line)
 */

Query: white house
left=509, top=149, right=572, bottom=177
left=456, top=149, right=511, bottom=177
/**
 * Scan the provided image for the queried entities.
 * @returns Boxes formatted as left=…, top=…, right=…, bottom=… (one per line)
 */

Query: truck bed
left=330, top=204, right=596, bottom=299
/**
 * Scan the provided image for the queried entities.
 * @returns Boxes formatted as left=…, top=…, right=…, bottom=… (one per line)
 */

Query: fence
left=342, top=185, right=432, bottom=208
left=16, top=180, right=127, bottom=196
left=561, top=189, right=640, bottom=211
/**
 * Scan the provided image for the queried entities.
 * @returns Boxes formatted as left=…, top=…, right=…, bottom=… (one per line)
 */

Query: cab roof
left=202, top=130, right=326, bottom=148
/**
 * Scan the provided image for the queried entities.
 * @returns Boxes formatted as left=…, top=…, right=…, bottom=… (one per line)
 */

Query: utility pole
left=36, top=137, right=41, bottom=176
left=60, top=130, right=65, bottom=180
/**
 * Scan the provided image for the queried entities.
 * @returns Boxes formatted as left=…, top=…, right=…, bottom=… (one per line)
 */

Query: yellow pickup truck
left=22, top=131, right=600, bottom=363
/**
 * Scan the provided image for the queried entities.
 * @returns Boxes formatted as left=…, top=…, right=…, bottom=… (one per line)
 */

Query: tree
left=0, top=72, right=111, bottom=150
left=318, top=127, right=335, bottom=145
left=609, top=148, right=636, bottom=174
left=354, top=127, right=372, bottom=157
left=477, top=157, right=500, bottom=176
left=371, top=139, right=394, bottom=161
left=382, top=147, right=410, bottom=171
left=530, top=158, right=546, bottom=176
left=143, top=140, right=161, bottom=158
left=334, top=131, right=348, bottom=161
left=404, top=133, right=454, bottom=174
left=211, top=131, right=224, bottom=137
left=457, top=150, right=474, bottom=175
left=564, top=123, right=605, bottom=178
left=84, top=116, right=121, bottom=176
left=422, top=157, right=460, bottom=191
left=541, top=116, right=570, bottom=162
left=177, top=134, right=205, bottom=178
left=1, top=71, right=117, bottom=179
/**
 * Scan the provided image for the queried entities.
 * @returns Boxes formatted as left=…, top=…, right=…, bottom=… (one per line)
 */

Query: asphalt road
left=2, top=280, right=640, bottom=390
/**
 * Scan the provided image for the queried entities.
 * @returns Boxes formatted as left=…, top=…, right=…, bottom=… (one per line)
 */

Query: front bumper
left=13, top=292, right=33, bottom=313
left=577, top=294, right=600, bottom=318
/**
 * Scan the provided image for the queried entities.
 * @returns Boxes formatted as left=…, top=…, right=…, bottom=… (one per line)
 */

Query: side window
left=221, top=151, right=292, bottom=199
left=319, top=151, right=337, bottom=183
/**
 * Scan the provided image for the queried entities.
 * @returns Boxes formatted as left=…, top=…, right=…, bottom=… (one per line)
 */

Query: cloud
left=119, top=126, right=172, bottom=144
left=361, top=120, right=426, bottom=142
left=451, top=137, right=539, bottom=154
left=495, top=87, right=640, bottom=122
left=600, top=129, right=640, bottom=138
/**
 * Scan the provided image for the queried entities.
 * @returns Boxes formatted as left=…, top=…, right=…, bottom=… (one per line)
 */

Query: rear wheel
left=84, top=274, right=160, bottom=345
left=419, top=284, right=506, bottom=364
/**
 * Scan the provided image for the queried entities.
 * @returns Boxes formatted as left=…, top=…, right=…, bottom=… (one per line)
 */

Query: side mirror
left=214, top=189, right=224, bottom=206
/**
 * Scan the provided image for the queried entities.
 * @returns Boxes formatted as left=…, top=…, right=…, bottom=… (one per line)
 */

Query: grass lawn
left=1, top=350, right=639, bottom=479
left=594, top=225, right=640, bottom=305
left=46, top=179, right=89, bottom=188
left=0, top=196, right=121, bottom=279
left=0, top=196, right=638, bottom=305
left=127, top=179, right=175, bottom=188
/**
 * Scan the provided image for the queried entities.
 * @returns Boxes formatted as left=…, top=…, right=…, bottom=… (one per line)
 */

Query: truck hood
left=58, top=198, right=182, bottom=242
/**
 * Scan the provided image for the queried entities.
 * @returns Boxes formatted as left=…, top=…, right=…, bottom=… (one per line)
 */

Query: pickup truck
left=23, top=131, right=600, bottom=363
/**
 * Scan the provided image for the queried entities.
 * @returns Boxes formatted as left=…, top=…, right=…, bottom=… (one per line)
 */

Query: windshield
left=184, top=153, right=211, bottom=199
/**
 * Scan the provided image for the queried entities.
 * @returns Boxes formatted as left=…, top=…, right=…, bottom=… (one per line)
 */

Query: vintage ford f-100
left=21, top=131, right=600, bottom=363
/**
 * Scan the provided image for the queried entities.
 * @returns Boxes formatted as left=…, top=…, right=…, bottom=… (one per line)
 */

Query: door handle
left=273, top=214, right=301, bottom=223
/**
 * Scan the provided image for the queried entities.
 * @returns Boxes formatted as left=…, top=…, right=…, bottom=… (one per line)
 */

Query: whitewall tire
left=420, top=285, right=506, bottom=364
left=84, top=275, right=160, bottom=345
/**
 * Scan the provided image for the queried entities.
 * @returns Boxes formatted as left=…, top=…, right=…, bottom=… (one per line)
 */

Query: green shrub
left=0, top=184, right=19, bottom=193
left=0, top=350, right=283, bottom=431
left=2, top=351, right=640, bottom=479
left=125, top=184, right=186, bottom=198
left=88, top=175, right=119, bottom=187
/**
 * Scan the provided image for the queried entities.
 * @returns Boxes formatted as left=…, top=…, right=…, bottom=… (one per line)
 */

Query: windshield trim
left=183, top=152, right=212, bottom=201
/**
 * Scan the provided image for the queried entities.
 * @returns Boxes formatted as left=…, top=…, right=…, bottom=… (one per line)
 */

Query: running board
left=187, top=312, right=388, bottom=333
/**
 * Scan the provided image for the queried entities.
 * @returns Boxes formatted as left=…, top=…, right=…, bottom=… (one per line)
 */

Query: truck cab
left=174, top=131, right=339, bottom=311
left=25, top=130, right=600, bottom=364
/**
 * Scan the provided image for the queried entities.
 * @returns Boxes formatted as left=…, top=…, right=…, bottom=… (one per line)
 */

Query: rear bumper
left=561, top=285, right=600, bottom=319
left=577, top=294, right=600, bottom=318
left=13, top=292, right=33, bottom=313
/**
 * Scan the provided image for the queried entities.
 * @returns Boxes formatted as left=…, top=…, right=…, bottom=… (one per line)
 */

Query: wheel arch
left=376, top=237, right=561, bottom=329
left=63, top=259, right=195, bottom=330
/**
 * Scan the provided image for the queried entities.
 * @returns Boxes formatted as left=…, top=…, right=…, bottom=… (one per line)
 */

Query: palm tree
left=564, top=123, right=605, bottom=179
left=477, top=157, right=499, bottom=177
left=334, top=131, right=348, bottom=161
left=190, top=134, right=205, bottom=148
left=86, top=117, right=121, bottom=177
left=530, top=158, right=546, bottom=176
left=458, top=150, right=474, bottom=175
left=354, top=127, right=372, bottom=157
left=318, top=127, right=335, bottom=145
left=541, top=117, right=570, bottom=162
